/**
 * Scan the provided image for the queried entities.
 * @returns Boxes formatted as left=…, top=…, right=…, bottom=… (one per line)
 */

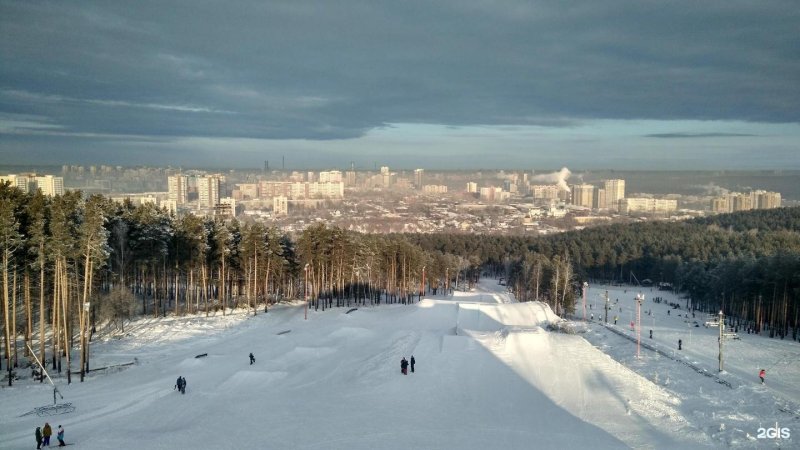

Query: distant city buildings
left=167, top=175, right=188, bottom=204
left=603, top=179, right=625, bottom=211
left=422, top=184, right=448, bottom=194
left=0, top=173, right=65, bottom=196
left=710, top=190, right=781, bottom=213
left=619, top=197, right=678, bottom=215
left=570, top=184, right=594, bottom=208
left=319, top=170, right=342, bottom=183
left=414, top=169, right=424, bottom=190
left=198, top=175, right=222, bottom=208
left=273, top=196, right=288, bottom=216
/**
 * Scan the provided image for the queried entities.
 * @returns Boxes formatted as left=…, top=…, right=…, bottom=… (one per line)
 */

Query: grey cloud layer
left=1, top=0, right=798, bottom=148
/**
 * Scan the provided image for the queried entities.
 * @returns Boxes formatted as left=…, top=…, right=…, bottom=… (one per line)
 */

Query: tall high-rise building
left=466, top=182, right=478, bottom=193
left=603, top=179, right=625, bottom=211
left=345, top=170, right=357, bottom=187
left=35, top=175, right=65, bottom=196
left=380, top=166, right=392, bottom=188
left=319, top=170, right=342, bottom=183
left=273, top=196, right=288, bottom=216
left=168, top=175, right=188, bottom=204
left=595, top=188, right=607, bottom=209
left=414, top=169, right=424, bottom=190
left=198, top=175, right=221, bottom=208
left=570, top=184, right=594, bottom=208
left=710, top=197, right=729, bottom=213
left=752, top=190, right=781, bottom=209
left=0, top=174, right=31, bottom=192
left=729, top=193, right=753, bottom=212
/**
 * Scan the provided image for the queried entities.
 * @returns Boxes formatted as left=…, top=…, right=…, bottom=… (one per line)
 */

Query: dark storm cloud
left=0, top=0, right=798, bottom=163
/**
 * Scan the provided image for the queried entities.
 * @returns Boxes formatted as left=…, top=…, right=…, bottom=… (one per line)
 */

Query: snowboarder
left=759, top=368, right=765, bottom=385
left=36, top=426, right=43, bottom=449
left=249, top=352, right=255, bottom=365
left=400, top=357, right=408, bottom=375
left=56, top=425, right=65, bottom=447
left=410, top=356, right=416, bottom=373
left=678, top=339, right=682, bottom=350
left=42, top=423, right=52, bottom=447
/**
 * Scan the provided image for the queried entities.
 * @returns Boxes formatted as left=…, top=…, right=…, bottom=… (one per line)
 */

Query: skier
left=42, top=423, right=52, bottom=447
left=410, top=356, right=416, bottom=373
left=175, top=376, right=182, bottom=392
left=180, top=376, right=187, bottom=394
left=649, top=329, right=653, bottom=339
left=249, top=352, right=255, bottom=365
left=678, top=339, right=682, bottom=350
left=590, top=313, right=594, bottom=321
left=35, top=426, right=43, bottom=449
left=400, top=357, right=408, bottom=375
left=759, top=368, right=766, bottom=385
left=614, top=315, right=618, bottom=325
left=56, top=425, right=65, bottom=447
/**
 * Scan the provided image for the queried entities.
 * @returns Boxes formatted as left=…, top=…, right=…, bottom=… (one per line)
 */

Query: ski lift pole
left=27, top=344, right=63, bottom=405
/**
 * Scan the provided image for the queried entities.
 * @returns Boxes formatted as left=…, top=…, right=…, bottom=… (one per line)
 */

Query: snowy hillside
left=1, top=281, right=797, bottom=449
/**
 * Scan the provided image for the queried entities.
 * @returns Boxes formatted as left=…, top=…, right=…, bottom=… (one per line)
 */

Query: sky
left=1, top=280, right=797, bottom=449
left=1, top=1, right=798, bottom=170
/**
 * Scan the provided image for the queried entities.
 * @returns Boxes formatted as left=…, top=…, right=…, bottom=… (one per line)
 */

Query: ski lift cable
left=26, top=344, right=63, bottom=401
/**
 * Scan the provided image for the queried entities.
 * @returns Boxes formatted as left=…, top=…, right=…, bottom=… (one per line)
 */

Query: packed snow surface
left=1, top=280, right=797, bottom=449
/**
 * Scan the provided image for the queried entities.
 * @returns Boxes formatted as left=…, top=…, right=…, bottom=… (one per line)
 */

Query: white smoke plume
left=531, top=167, right=571, bottom=191
left=694, top=183, right=730, bottom=196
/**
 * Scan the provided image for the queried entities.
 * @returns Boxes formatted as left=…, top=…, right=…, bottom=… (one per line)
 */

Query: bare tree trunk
left=25, top=272, right=31, bottom=358
left=202, top=265, right=209, bottom=317
left=12, top=269, right=17, bottom=368
left=2, top=251, right=10, bottom=377
left=39, top=250, right=45, bottom=380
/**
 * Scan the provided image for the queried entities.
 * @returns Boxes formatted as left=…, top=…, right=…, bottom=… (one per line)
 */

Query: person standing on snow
left=35, top=426, right=43, bottom=449
left=56, top=425, right=65, bottom=447
left=759, top=368, right=766, bottom=385
left=42, top=423, right=52, bottom=447
left=410, top=356, right=416, bottom=373
left=180, top=376, right=187, bottom=394
left=400, top=357, right=408, bottom=375
left=249, top=353, right=255, bottom=365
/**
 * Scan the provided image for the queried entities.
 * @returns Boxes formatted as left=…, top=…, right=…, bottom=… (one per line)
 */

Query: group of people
left=35, top=423, right=65, bottom=448
left=400, top=356, right=415, bottom=375
left=175, top=376, right=187, bottom=394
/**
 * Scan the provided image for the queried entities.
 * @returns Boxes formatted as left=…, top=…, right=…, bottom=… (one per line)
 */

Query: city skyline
left=1, top=1, right=798, bottom=169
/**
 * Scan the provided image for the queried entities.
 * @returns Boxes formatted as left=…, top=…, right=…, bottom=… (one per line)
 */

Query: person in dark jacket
left=410, top=356, right=416, bottom=373
left=180, top=376, right=186, bottom=394
left=249, top=353, right=255, bottom=365
left=400, top=357, right=408, bottom=375
left=35, top=427, right=42, bottom=449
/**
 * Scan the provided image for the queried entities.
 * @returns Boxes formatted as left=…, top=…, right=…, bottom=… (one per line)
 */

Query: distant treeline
left=405, top=207, right=800, bottom=340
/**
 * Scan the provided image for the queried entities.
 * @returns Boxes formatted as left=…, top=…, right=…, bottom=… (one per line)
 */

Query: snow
left=1, top=281, right=797, bottom=449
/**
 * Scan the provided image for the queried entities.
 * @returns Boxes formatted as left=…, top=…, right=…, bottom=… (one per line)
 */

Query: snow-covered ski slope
left=1, top=280, right=796, bottom=449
